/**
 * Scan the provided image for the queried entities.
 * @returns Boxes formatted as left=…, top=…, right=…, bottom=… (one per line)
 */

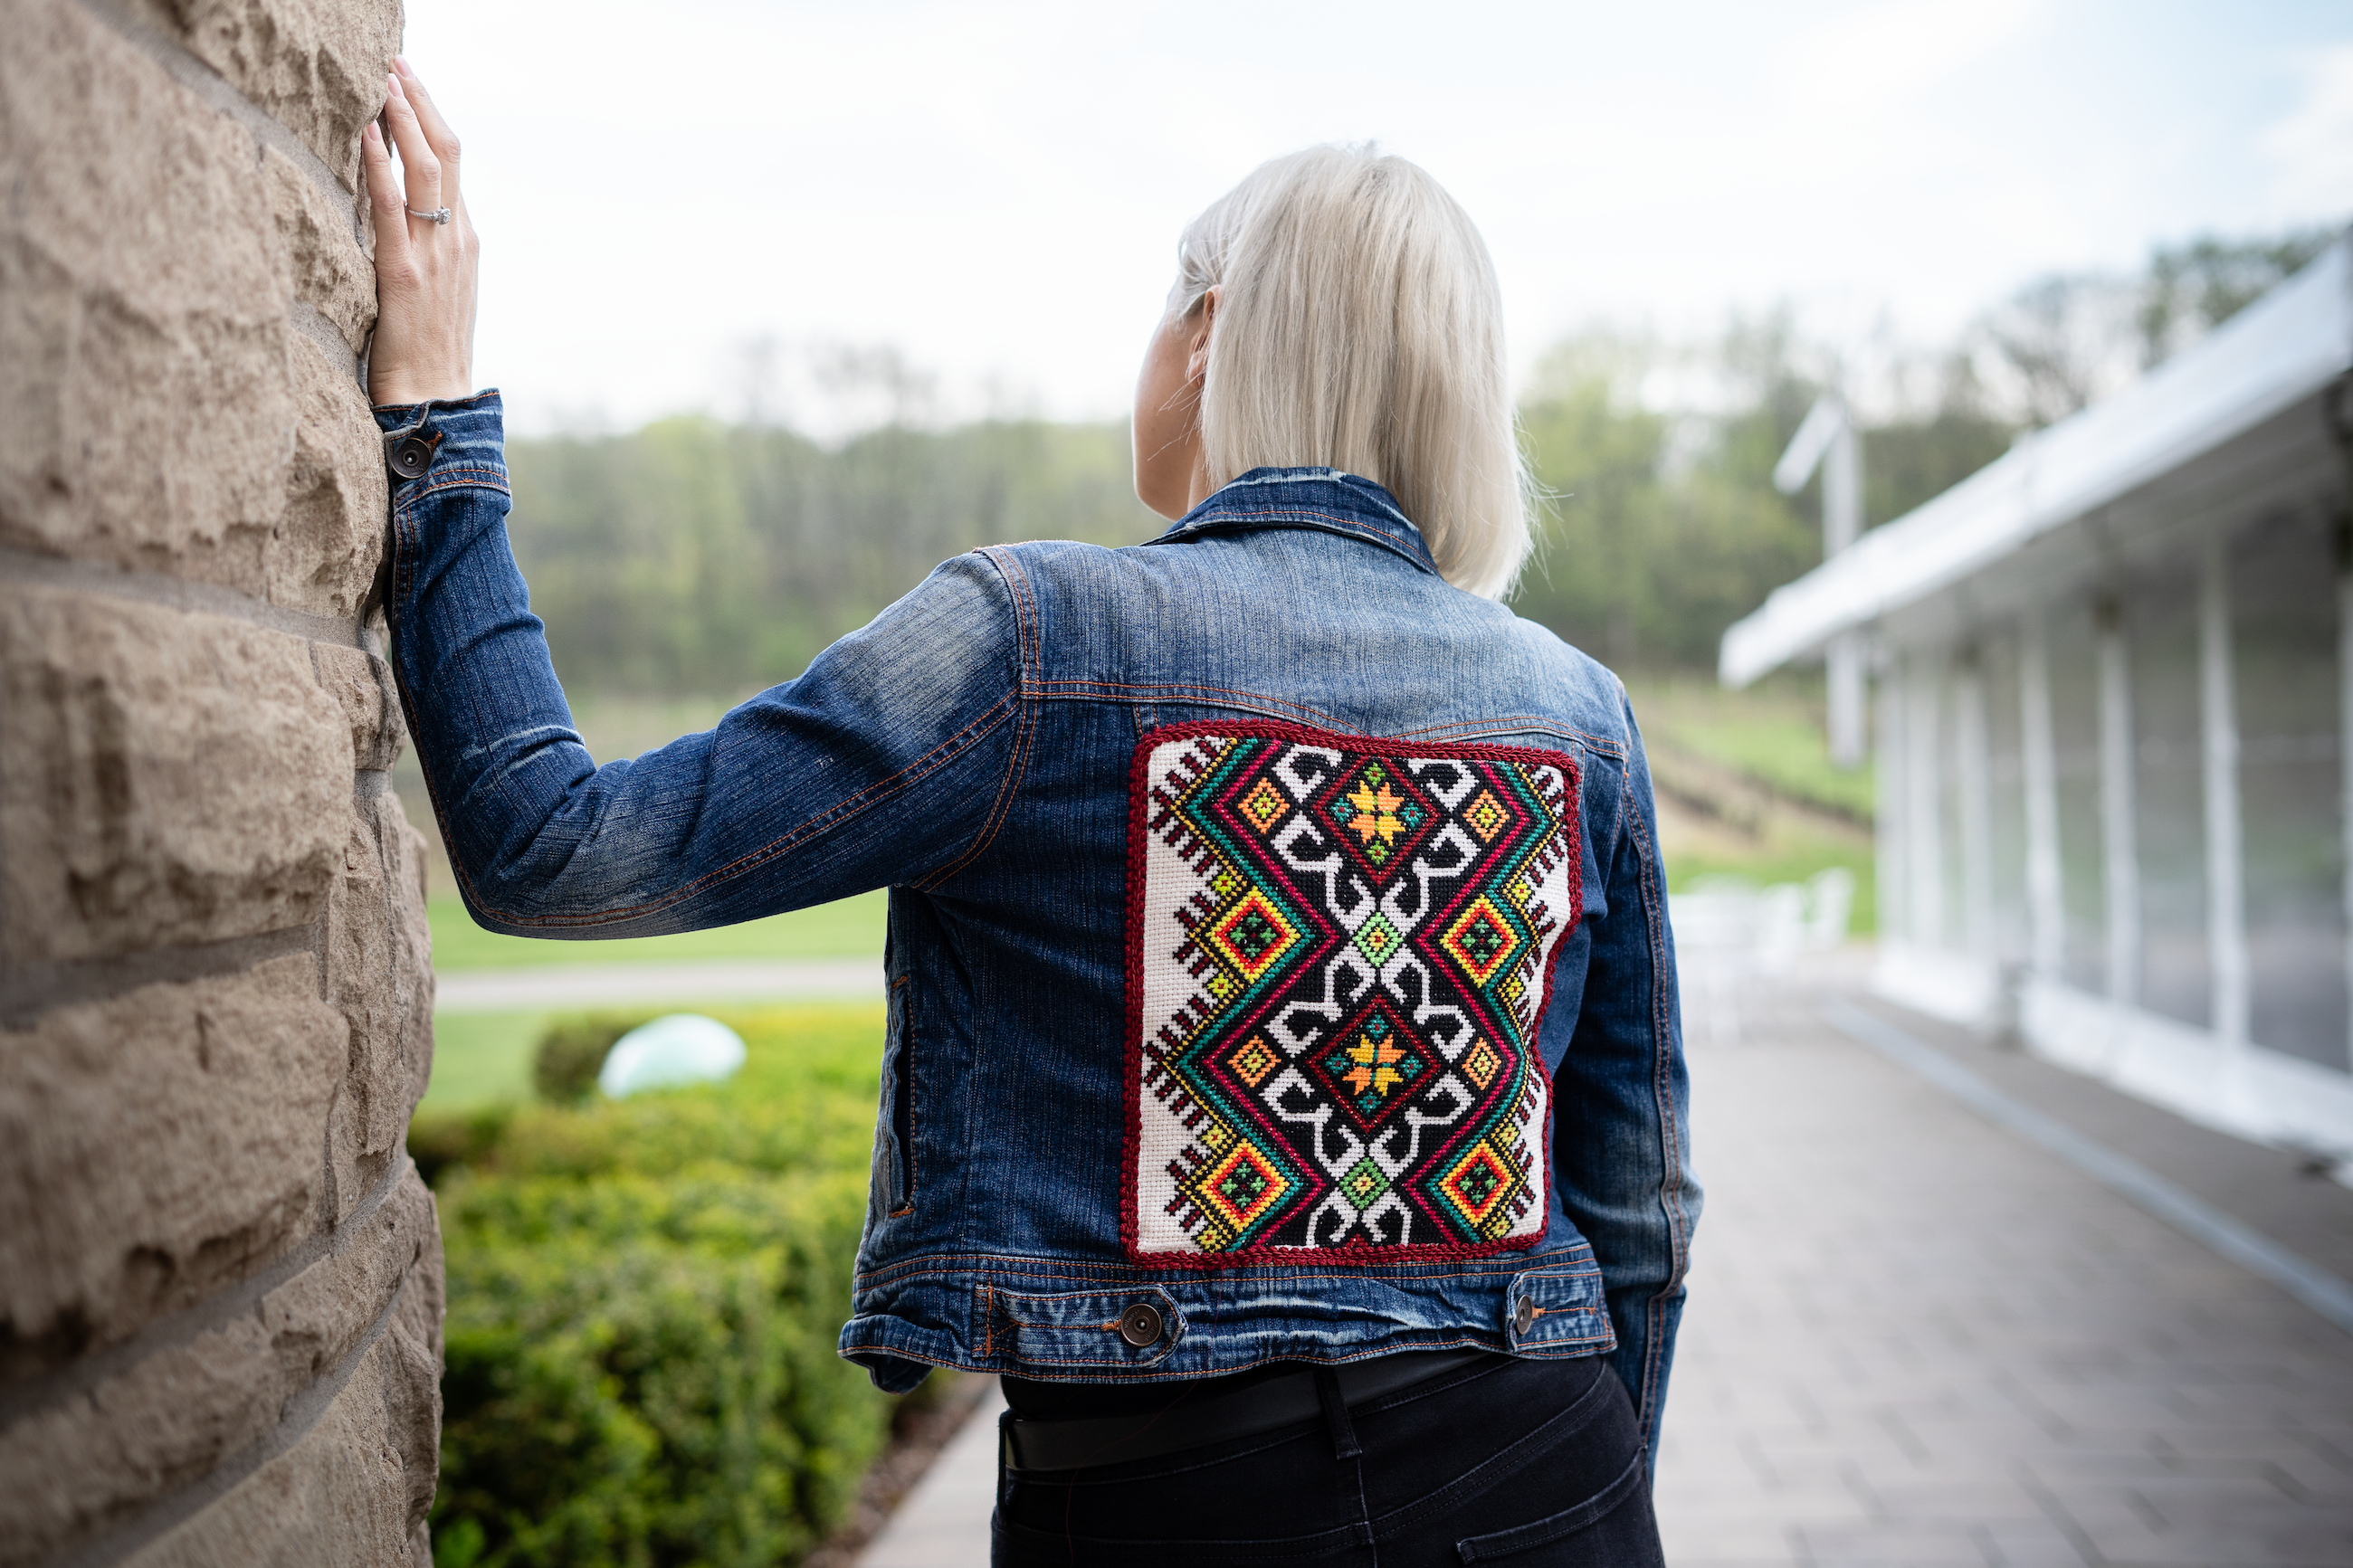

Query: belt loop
left=1312, top=1366, right=1363, bottom=1460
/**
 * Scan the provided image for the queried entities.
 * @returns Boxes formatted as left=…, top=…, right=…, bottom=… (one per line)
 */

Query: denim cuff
left=371, top=389, right=509, bottom=493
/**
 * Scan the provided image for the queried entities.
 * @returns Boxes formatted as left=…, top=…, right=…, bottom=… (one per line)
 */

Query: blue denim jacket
left=378, top=394, right=1699, bottom=1449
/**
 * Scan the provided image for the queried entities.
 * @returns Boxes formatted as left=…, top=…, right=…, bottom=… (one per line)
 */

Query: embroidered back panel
left=1125, top=723, right=1583, bottom=1264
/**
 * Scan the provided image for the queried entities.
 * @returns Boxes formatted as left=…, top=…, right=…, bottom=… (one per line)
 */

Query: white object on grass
left=598, top=1013, right=747, bottom=1099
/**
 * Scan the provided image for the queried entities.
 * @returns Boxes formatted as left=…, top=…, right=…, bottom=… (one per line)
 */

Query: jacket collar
left=1145, top=467, right=1440, bottom=577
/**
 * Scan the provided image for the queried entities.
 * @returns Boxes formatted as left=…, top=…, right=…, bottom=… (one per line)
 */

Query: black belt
left=1002, top=1349, right=1501, bottom=1473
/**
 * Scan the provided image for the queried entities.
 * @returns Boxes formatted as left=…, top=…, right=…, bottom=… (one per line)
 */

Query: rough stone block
left=0, top=0, right=297, bottom=593
left=312, top=641, right=401, bottom=773
left=397, top=813, right=435, bottom=1109
left=264, top=142, right=375, bottom=354
left=270, top=329, right=387, bottom=619
left=126, top=0, right=402, bottom=194
left=0, top=1167, right=435, bottom=1566
left=0, top=585, right=353, bottom=965
left=0, top=955, right=346, bottom=1373
left=120, top=1287, right=443, bottom=1568
left=0, top=0, right=387, bottom=616
left=325, top=793, right=433, bottom=1221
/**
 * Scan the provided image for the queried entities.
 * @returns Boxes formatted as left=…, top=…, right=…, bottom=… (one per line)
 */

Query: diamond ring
left=405, top=205, right=452, bottom=224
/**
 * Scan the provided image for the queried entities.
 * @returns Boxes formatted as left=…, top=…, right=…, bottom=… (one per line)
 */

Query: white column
left=1824, top=424, right=1867, bottom=769
left=1907, top=655, right=1945, bottom=948
left=1828, top=632, right=1868, bottom=771
left=2341, top=560, right=2353, bottom=1069
left=2021, top=615, right=2065, bottom=982
left=2096, top=603, right=2140, bottom=1006
left=2201, top=542, right=2249, bottom=1048
left=1955, top=657, right=1995, bottom=959
left=1877, top=654, right=1907, bottom=946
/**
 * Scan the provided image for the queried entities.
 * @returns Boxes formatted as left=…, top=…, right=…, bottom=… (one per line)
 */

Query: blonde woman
left=368, top=60, right=1693, bottom=1566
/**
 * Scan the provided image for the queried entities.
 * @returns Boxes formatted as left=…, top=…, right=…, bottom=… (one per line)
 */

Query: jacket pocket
left=872, top=974, right=916, bottom=1216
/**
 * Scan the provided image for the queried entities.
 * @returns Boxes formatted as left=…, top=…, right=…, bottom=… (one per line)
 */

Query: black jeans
left=992, top=1354, right=1665, bottom=1566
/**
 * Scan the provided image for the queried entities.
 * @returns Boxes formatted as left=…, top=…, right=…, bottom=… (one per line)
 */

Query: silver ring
left=406, top=205, right=452, bottom=224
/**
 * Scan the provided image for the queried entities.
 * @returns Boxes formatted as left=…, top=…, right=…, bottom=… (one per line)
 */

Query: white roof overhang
left=1720, top=232, right=2353, bottom=687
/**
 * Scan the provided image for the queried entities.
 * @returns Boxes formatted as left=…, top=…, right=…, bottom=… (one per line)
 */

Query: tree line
left=504, top=227, right=2335, bottom=695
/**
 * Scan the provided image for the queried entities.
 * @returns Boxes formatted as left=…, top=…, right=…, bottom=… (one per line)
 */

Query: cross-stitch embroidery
left=1125, top=722, right=1582, bottom=1263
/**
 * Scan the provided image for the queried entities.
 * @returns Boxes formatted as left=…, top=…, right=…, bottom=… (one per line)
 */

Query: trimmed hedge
left=415, top=1006, right=895, bottom=1568
left=530, top=1012, right=651, bottom=1105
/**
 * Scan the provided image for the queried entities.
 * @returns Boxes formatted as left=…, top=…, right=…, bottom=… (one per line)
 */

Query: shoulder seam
left=913, top=547, right=1038, bottom=889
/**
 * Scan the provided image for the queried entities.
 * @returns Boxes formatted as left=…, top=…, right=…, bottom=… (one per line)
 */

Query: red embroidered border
left=1119, top=717, right=1585, bottom=1270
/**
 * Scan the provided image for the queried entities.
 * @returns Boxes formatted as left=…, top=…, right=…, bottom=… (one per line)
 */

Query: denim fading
left=376, top=393, right=1701, bottom=1458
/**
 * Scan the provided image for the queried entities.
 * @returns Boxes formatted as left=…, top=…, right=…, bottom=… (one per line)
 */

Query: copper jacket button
left=388, top=435, right=433, bottom=480
left=1118, top=1304, right=1164, bottom=1347
left=1513, top=1297, right=1535, bottom=1335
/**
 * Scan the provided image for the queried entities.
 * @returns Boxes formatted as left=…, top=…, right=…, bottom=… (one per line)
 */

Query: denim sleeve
left=1551, top=689, right=1700, bottom=1462
left=375, top=393, right=1029, bottom=936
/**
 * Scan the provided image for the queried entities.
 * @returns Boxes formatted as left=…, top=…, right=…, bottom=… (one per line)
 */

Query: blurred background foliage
left=506, top=227, right=2329, bottom=697
left=415, top=1006, right=936, bottom=1568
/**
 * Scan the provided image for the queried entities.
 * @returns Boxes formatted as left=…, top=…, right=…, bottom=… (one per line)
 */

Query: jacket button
left=1118, top=1304, right=1164, bottom=1347
left=1513, top=1297, right=1535, bottom=1335
left=388, top=435, right=433, bottom=479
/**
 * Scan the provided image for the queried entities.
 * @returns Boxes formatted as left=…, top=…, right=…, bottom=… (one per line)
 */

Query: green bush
left=531, top=1012, right=656, bottom=1104
left=421, top=1006, right=895, bottom=1568
left=407, top=1104, right=515, bottom=1188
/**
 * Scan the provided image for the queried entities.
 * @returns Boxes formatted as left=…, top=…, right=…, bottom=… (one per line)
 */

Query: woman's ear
left=1186, top=287, right=1220, bottom=384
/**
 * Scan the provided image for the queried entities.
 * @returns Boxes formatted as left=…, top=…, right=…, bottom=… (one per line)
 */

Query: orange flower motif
left=1345, top=778, right=1408, bottom=847
left=1341, top=1031, right=1410, bottom=1098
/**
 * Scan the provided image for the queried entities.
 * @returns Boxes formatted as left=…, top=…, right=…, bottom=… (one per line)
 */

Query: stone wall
left=0, top=0, right=443, bottom=1563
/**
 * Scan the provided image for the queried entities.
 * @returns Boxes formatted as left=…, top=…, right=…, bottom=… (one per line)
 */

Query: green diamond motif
left=1340, top=1156, right=1391, bottom=1208
left=1352, top=911, right=1405, bottom=965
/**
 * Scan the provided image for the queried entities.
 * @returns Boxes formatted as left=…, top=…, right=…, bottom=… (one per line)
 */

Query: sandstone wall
left=0, top=0, right=443, bottom=1563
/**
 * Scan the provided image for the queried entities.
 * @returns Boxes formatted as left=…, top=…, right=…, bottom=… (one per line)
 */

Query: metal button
left=387, top=434, right=433, bottom=480
left=1513, top=1296, right=1535, bottom=1335
left=1117, top=1303, right=1164, bottom=1347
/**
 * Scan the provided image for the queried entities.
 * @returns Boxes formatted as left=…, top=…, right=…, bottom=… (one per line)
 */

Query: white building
left=1720, top=233, right=2353, bottom=1159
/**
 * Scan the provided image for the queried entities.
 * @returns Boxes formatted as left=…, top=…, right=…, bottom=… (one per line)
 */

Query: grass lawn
left=428, top=887, right=888, bottom=969
left=423, top=1010, right=552, bottom=1113
left=1628, top=674, right=1874, bottom=822
left=1661, top=816, right=1876, bottom=932
left=1629, top=672, right=1878, bottom=931
left=420, top=994, right=898, bottom=1115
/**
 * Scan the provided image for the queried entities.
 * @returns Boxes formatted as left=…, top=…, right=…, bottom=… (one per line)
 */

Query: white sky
left=404, top=0, right=2353, bottom=437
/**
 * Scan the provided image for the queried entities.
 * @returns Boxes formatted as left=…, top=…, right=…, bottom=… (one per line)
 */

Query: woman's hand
left=363, top=59, right=478, bottom=406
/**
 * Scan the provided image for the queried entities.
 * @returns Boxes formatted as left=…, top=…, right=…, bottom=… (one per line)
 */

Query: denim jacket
left=378, top=394, right=1700, bottom=1449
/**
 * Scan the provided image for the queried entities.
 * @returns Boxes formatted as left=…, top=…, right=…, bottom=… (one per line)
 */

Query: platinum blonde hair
left=1172, top=145, right=1531, bottom=599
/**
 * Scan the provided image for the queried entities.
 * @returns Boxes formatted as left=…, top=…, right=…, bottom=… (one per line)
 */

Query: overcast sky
left=404, top=0, right=2353, bottom=436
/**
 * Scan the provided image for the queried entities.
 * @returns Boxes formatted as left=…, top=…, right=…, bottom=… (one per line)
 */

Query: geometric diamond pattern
left=1129, top=724, right=1582, bottom=1260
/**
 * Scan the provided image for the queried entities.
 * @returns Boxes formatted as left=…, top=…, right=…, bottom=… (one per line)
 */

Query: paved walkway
left=858, top=1387, right=1003, bottom=1567
left=432, top=957, right=883, bottom=1011
left=1658, top=969, right=2353, bottom=1567
left=857, top=965, right=2353, bottom=1565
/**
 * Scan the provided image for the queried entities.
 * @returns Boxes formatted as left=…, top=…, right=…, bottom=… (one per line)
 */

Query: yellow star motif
left=1345, top=778, right=1408, bottom=848
left=1342, top=1032, right=1410, bottom=1099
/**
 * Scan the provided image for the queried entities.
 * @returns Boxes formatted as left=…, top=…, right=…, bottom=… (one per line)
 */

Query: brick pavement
left=1656, top=967, right=2353, bottom=1567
